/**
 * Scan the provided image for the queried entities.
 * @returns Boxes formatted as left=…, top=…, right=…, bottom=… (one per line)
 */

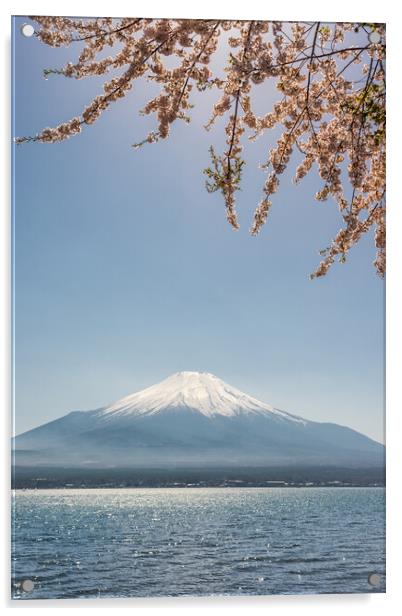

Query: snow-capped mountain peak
left=13, top=371, right=384, bottom=471
left=99, top=371, right=305, bottom=422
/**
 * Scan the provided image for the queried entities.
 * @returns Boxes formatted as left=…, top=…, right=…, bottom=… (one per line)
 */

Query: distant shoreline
left=12, top=484, right=385, bottom=491
left=12, top=464, right=385, bottom=490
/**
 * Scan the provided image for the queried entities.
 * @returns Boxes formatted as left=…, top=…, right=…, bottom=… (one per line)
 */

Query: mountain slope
left=13, top=371, right=384, bottom=469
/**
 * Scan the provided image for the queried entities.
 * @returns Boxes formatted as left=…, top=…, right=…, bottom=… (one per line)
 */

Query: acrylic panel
left=11, top=15, right=386, bottom=599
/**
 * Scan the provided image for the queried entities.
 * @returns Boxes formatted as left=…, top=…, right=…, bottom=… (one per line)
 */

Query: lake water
left=12, top=487, right=385, bottom=599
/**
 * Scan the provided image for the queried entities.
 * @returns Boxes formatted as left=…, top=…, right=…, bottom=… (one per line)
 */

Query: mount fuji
left=13, top=371, right=384, bottom=469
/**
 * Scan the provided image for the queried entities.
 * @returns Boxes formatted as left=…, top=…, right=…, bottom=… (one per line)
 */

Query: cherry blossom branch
left=15, top=18, right=386, bottom=278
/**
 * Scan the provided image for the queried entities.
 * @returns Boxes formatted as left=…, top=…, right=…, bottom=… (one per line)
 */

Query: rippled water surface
left=12, top=487, right=385, bottom=599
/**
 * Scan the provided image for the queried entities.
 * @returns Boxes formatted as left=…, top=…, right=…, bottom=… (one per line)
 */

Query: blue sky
left=12, top=17, right=384, bottom=442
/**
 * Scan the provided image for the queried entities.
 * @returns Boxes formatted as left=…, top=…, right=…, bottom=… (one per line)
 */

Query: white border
left=1, top=1, right=401, bottom=614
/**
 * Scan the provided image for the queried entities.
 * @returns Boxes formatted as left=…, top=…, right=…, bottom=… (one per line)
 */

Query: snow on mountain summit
left=13, top=370, right=384, bottom=470
left=99, top=371, right=306, bottom=423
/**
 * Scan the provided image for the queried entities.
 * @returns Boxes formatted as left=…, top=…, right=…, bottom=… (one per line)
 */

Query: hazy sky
left=13, top=17, right=384, bottom=442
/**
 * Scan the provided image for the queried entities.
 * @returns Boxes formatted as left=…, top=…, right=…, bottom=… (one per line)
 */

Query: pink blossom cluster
left=16, top=18, right=386, bottom=277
